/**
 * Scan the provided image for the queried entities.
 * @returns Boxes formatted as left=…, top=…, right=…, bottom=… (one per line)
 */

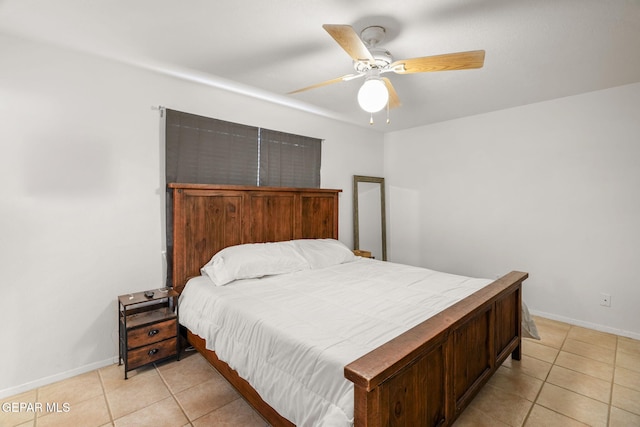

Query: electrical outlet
left=600, top=293, right=611, bottom=307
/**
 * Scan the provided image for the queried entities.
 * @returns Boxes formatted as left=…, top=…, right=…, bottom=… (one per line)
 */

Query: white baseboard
left=531, top=309, right=640, bottom=341
left=0, top=356, right=118, bottom=400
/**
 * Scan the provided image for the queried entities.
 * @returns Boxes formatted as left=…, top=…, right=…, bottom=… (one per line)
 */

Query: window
left=165, top=109, right=321, bottom=187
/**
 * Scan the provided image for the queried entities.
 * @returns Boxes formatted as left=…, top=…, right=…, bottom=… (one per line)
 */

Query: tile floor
left=1, top=316, right=639, bottom=426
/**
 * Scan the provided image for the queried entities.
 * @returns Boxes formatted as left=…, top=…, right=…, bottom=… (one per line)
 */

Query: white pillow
left=201, top=241, right=310, bottom=286
left=292, top=239, right=356, bottom=269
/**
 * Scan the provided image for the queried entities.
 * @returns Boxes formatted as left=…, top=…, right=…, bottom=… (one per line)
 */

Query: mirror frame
left=353, top=175, right=387, bottom=261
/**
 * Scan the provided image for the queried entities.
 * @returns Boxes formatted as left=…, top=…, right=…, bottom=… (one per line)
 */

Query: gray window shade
left=166, top=109, right=322, bottom=188
left=259, top=129, right=321, bottom=188
left=166, top=109, right=259, bottom=185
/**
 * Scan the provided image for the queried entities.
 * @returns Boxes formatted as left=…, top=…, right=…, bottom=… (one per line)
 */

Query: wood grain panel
left=453, top=308, right=492, bottom=408
left=172, top=188, right=244, bottom=292
left=127, top=319, right=177, bottom=349
left=380, top=346, right=446, bottom=427
left=300, top=193, right=339, bottom=238
left=127, top=338, right=177, bottom=370
left=248, top=192, right=297, bottom=242
left=495, top=287, right=522, bottom=361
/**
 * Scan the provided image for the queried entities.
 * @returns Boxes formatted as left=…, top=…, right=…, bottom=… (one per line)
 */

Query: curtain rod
left=151, top=105, right=166, bottom=117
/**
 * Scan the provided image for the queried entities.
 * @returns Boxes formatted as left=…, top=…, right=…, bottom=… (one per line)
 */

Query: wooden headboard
left=169, top=183, right=342, bottom=293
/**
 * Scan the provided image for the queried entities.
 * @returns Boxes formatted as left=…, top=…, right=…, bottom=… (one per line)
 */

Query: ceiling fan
left=289, top=24, right=485, bottom=123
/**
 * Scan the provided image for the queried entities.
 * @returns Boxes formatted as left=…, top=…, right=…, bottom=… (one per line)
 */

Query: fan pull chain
left=386, top=102, right=390, bottom=124
left=370, top=113, right=374, bottom=125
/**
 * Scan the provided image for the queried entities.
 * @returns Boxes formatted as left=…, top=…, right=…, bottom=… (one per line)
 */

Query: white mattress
left=178, top=258, right=492, bottom=426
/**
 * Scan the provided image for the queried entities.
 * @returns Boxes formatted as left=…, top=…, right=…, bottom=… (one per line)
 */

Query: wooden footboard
left=344, top=271, right=527, bottom=427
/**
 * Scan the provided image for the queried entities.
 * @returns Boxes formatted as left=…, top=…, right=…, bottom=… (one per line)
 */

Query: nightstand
left=118, top=288, right=180, bottom=379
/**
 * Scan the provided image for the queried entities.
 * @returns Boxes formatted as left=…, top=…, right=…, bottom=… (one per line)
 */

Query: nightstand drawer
left=127, top=337, right=177, bottom=370
left=127, top=319, right=177, bottom=349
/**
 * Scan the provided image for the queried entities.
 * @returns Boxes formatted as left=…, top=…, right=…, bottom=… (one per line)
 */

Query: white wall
left=0, top=33, right=384, bottom=397
left=384, top=83, right=640, bottom=339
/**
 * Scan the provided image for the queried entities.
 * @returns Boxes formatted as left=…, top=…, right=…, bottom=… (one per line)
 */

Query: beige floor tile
left=536, top=383, right=609, bottom=427
left=524, top=404, right=590, bottom=427
left=452, top=405, right=510, bottom=427
left=612, top=383, right=640, bottom=416
left=105, top=370, right=171, bottom=419
left=97, top=364, right=125, bottom=392
left=466, top=383, right=533, bottom=426
left=36, top=394, right=111, bottom=427
left=113, top=396, right=188, bottom=427
left=615, top=366, right=640, bottom=392
left=522, top=339, right=560, bottom=364
left=534, top=321, right=569, bottom=350
left=567, top=326, right=618, bottom=350
left=174, top=374, right=240, bottom=421
left=38, top=370, right=104, bottom=407
left=502, top=354, right=553, bottom=381
left=618, top=336, right=640, bottom=357
left=487, top=365, right=544, bottom=401
left=0, top=390, right=37, bottom=427
left=192, top=398, right=268, bottom=427
left=1, top=412, right=35, bottom=427
left=546, top=365, right=611, bottom=403
left=609, top=406, right=640, bottom=427
left=532, top=316, right=571, bottom=331
left=157, top=352, right=218, bottom=394
left=98, top=363, right=157, bottom=393
left=562, top=338, right=616, bottom=365
left=616, top=349, right=640, bottom=373
left=555, top=351, right=614, bottom=381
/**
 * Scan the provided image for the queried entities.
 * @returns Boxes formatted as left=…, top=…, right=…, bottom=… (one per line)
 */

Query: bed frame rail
left=344, top=271, right=527, bottom=427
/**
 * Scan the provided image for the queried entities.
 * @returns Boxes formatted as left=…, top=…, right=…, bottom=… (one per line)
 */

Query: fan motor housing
left=354, top=26, right=393, bottom=72
left=354, top=47, right=393, bottom=72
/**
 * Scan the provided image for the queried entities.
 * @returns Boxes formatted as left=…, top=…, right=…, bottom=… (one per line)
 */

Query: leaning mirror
left=353, top=175, right=387, bottom=261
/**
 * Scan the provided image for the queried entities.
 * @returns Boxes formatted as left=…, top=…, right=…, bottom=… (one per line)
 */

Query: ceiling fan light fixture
left=290, top=25, right=486, bottom=123
left=357, top=77, right=389, bottom=113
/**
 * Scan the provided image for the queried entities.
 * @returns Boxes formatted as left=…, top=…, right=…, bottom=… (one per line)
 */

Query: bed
left=169, top=183, right=528, bottom=427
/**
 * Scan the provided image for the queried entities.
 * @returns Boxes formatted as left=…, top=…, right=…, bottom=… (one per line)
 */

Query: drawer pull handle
left=148, top=329, right=159, bottom=337
left=148, top=348, right=159, bottom=356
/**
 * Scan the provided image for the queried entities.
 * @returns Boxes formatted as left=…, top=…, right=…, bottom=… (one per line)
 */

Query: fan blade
left=287, top=73, right=363, bottom=95
left=382, top=78, right=401, bottom=109
left=323, top=24, right=375, bottom=63
left=391, top=50, right=485, bottom=74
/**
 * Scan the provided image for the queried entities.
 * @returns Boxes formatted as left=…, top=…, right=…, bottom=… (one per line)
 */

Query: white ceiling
left=1, top=0, right=639, bottom=132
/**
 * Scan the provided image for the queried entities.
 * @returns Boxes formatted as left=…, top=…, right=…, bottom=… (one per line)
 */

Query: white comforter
left=178, top=258, right=492, bottom=426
